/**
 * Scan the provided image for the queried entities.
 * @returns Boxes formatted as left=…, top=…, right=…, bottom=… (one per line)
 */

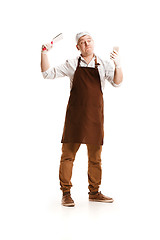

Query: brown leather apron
left=61, top=55, right=104, bottom=145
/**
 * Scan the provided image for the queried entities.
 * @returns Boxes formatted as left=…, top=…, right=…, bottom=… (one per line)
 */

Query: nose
left=85, top=41, right=89, bottom=46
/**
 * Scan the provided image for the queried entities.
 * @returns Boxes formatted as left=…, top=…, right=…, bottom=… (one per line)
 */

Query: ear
left=76, top=45, right=79, bottom=50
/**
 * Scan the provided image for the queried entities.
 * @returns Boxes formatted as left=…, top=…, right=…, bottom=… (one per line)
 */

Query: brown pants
left=59, top=143, right=102, bottom=193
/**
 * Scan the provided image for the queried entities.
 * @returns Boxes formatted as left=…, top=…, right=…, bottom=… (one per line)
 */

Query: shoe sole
left=89, top=199, right=114, bottom=203
left=62, top=203, right=75, bottom=207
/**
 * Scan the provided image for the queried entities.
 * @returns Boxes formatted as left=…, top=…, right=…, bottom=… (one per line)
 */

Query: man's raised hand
left=41, top=41, right=53, bottom=55
left=110, top=49, right=121, bottom=69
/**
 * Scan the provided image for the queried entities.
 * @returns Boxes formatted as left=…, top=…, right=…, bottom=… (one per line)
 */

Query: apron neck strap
left=94, top=55, right=98, bottom=69
left=78, top=55, right=99, bottom=69
left=78, top=57, right=81, bottom=67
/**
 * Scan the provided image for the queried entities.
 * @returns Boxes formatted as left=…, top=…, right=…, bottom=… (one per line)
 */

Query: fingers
left=110, top=50, right=118, bottom=57
left=42, top=41, right=53, bottom=52
left=46, top=42, right=53, bottom=49
left=110, top=50, right=119, bottom=60
left=113, top=49, right=118, bottom=54
left=110, top=50, right=121, bottom=68
left=42, top=44, right=47, bottom=51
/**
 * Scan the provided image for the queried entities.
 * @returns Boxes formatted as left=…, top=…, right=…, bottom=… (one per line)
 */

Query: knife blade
left=52, top=33, right=63, bottom=43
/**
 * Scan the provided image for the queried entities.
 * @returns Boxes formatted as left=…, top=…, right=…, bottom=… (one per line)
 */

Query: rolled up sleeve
left=105, top=61, right=121, bottom=87
left=42, top=67, right=56, bottom=79
left=41, top=60, right=74, bottom=79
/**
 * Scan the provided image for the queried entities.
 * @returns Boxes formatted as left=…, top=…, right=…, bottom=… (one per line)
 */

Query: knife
left=51, top=33, right=63, bottom=44
left=42, top=33, right=63, bottom=51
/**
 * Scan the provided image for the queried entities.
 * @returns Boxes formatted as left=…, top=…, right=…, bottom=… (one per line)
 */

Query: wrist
left=115, top=65, right=121, bottom=69
left=41, top=51, right=48, bottom=55
left=115, top=62, right=121, bottom=69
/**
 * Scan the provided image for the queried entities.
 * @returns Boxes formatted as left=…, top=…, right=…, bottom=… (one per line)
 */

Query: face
left=76, top=35, right=94, bottom=57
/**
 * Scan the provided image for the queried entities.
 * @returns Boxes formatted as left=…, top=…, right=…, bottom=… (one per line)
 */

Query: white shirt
left=42, top=55, right=121, bottom=92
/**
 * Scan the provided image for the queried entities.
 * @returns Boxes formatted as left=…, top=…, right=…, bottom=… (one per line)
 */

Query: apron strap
left=95, top=56, right=98, bottom=69
left=78, top=57, right=81, bottom=67
left=95, top=55, right=100, bottom=69
left=78, top=55, right=100, bottom=69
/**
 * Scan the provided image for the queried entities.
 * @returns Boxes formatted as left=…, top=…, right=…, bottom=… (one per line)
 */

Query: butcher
left=41, top=32, right=123, bottom=207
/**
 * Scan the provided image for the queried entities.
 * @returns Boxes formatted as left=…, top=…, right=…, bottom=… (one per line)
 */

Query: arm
left=40, top=39, right=76, bottom=80
left=40, top=42, right=53, bottom=72
left=113, top=67, right=123, bottom=85
left=110, top=49, right=123, bottom=85
left=41, top=58, right=76, bottom=80
left=41, top=53, right=50, bottom=72
left=40, top=40, right=74, bottom=80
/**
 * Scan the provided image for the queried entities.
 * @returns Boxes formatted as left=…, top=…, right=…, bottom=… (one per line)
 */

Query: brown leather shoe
left=89, top=191, right=114, bottom=203
left=62, top=193, right=75, bottom=207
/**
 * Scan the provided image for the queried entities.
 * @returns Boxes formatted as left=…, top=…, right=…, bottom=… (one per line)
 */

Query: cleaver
left=52, top=33, right=63, bottom=44
left=42, top=33, right=63, bottom=51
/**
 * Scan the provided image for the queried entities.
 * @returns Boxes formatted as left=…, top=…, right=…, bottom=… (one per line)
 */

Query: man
left=41, top=32, right=123, bottom=207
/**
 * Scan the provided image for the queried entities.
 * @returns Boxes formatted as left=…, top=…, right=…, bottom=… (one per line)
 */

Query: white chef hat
left=76, top=31, right=92, bottom=44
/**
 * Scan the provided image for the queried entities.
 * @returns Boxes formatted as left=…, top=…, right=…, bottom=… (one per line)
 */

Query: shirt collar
left=80, top=54, right=96, bottom=64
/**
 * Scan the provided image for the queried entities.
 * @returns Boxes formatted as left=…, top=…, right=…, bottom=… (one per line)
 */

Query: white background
left=0, top=0, right=160, bottom=239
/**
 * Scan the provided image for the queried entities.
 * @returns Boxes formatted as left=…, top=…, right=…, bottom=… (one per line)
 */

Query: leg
left=59, top=143, right=81, bottom=193
left=87, top=144, right=102, bottom=193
